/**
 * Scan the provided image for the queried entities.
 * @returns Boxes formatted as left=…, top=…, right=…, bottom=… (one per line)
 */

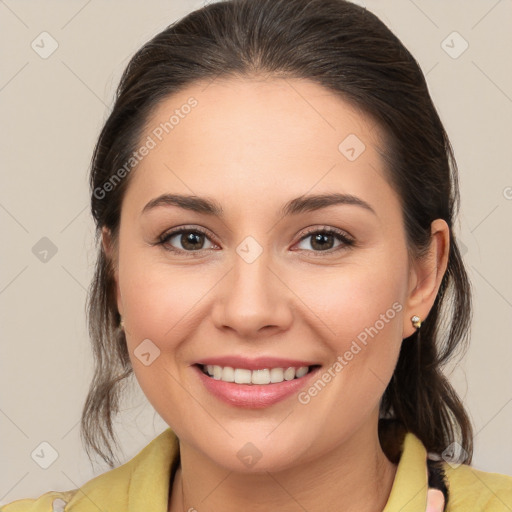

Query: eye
left=157, top=226, right=217, bottom=254
left=155, top=225, right=355, bottom=256
left=294, top=227, right=355, bottom=255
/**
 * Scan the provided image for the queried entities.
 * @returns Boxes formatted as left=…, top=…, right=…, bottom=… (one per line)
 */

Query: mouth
left=195, top=363, right=322, bottom=385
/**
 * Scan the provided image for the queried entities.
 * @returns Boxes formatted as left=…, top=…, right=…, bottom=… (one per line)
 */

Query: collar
left=65, top=428, right=428, bottom=511
left=382, top=432, right=429, bottom=511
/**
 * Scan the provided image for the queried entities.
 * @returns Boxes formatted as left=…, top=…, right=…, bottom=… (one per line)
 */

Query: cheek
left=119, top=230, right=407, bottom=394
left=118, top=231, right=214, bottom=337
left=117, top=254, right=211, bottom=416
left=301, top=255, right=405, bottom=347
left=294, top=255, right=405, bottom=406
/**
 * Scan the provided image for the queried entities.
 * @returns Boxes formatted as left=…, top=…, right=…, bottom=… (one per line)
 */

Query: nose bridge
left=213, top=240, right=292, bottom=336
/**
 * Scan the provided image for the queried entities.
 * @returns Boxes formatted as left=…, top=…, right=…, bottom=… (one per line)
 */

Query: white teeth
left=295, top=366, right=309, bottom=378
left=234, top=368, right=252, bottom=384
left=202, top=365, right=312, bottom=384
left=269, top=367, right=284, bottom=383
left=221, top=366, right=235, bottom=382
left=252, top=369, right=271, bottom=385
left=283, top=367, right=295, bottom=380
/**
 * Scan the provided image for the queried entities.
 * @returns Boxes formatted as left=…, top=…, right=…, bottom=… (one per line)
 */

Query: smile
left=193, top=363, right=323, bottom=408
left=199, top=364, right=318, bottom=385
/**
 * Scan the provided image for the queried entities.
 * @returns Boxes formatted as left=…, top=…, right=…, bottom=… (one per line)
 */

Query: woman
left=3, top=0, right=511, bottom=511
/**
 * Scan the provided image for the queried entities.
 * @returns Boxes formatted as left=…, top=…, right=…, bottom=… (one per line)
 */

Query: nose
left=211, top=248, right=294, bottom=339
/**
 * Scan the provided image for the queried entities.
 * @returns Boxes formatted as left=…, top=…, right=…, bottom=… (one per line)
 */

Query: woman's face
left=106, top=77, right=425, bottom=471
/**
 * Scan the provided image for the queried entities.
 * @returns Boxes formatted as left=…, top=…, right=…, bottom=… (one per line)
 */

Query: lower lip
left=193, top=365, right=322, bottom=408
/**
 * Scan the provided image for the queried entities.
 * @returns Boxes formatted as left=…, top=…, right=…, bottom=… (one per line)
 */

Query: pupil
left=183, top=232, right=203, bottom=250
left=312, top=233, right=333, bottom=251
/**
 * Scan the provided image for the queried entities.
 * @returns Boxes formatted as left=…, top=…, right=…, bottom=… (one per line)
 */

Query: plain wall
left=1, top=0, right=511, bottom=504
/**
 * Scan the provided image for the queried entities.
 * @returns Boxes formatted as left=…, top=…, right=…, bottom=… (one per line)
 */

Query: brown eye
left=295, top=228, right=355, bottom=254
left=158, top=227, right=216, bottom=253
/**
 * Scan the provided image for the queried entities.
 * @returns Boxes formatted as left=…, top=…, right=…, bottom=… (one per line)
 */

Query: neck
left=169, top=418, right=398, bottom=512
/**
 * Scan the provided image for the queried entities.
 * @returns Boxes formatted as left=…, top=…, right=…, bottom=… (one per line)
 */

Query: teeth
left=295, top=366, right=309, bottom=378
left=252, top=369, right=271, bottom=385
left=202, top=364, right=312, bottom=384
left=234, top=368, right=252, bottom=384
left=221, top=366, right=235, bottom=382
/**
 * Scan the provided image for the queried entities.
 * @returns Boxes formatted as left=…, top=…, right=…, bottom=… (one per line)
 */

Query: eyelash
left=155, top=225, right=355, bottom=257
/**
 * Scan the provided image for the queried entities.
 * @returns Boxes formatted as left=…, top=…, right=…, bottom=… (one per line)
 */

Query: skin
left=102, top=76, right=450, bottom=512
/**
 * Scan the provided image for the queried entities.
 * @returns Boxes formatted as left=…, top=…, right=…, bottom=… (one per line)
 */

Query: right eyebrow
left=140, top=192, right=377, bottom=218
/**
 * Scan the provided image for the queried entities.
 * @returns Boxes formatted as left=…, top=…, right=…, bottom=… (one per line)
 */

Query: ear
left=101, top=226, right=123, bottom=317
left=402, top=219, right=450, bottom=339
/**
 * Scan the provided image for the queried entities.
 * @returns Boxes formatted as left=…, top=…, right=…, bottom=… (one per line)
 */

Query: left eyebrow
left=281, top=192, right=376, bottom=217
left=141, top=194, right=223, bottom=217
left=140, top=192, right=377, bottom=218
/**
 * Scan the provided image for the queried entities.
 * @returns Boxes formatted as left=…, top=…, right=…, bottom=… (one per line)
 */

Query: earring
left=120, top=316, right=125, bottom=330
left=411, top=315, right=422, bottom=329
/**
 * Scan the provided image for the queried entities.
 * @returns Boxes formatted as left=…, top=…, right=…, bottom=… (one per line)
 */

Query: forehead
left=123, top=76, right=395, bottom=217
left=142, top=75, right=381, bottom=158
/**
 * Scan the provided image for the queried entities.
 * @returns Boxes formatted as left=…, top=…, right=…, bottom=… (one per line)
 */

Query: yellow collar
left=65, top=428, right=428, bottom=511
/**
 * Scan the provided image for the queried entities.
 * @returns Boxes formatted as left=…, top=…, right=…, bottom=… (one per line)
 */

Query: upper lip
left=194, top=356, right=321, bottom=371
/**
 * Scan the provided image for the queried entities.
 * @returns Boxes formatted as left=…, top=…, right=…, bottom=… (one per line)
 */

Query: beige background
left=1, top=0, right=511, bottom=504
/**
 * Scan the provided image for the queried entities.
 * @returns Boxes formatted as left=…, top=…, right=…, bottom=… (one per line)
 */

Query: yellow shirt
left=2, top=428, right=511, bottom=511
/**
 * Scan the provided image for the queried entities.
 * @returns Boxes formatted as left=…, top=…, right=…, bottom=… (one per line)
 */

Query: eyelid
left=156, top=224, right=355, bottom=255
left=157, top=225, right=218, bottom=250
left=293, top=225, right=355, bottom=255
left=298, top=225, right=355, bottom=243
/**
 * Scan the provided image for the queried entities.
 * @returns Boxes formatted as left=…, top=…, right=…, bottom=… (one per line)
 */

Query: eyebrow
left=141, top=192, right=377, bottom=218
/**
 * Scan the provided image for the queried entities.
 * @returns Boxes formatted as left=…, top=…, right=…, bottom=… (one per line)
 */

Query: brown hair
left=82, top=0, right=473, bottom=468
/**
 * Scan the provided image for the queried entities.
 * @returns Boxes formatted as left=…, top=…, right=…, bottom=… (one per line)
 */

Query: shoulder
left=0, top=490, right=77, bottom=512
left=443, top=462, right=512, bottom=511
left=0, top=456, right=133, bottom=512
left=1, top=428, right=180, bottom=512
